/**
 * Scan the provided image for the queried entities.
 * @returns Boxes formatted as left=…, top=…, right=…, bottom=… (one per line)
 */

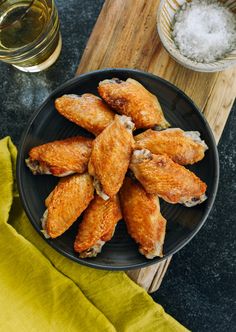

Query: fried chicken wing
left=98, top=78, right=169, bottom=129
left=88, top=115, right=135, bottom=200
left=129, top=150, right=207, bottom=207
left=55, top=93, right=115, bottom=136
left=135, top=128, right=208, bottom=165
left=41, top=173, right=94, bottom=238
left=74, top=194, right=122, bottom=258
left=26, top=136, right=93, bottom=176
left=120, top=178, right=166, bottom=259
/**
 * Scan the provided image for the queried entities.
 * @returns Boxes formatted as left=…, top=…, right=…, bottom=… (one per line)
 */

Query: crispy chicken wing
left=98, top=78, right=169, bottom=129
left=88, top=115, right=135, bottom=200
left=26, top=136, right=93, bottom=176
left=120, top=178, right=166, bottom=259
left=129, top=149, right=207, bottom=207
left=55, top=93, right=115, bottom=136
left=74, top=194, right=122, bottom=258
left=41, top=173, right=94, bottom=238
left=135, top=128, right=208, bottom=165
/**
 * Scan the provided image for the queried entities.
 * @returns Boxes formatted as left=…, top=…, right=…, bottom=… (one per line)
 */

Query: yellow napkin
left=0, top=136, right=189, bottom=332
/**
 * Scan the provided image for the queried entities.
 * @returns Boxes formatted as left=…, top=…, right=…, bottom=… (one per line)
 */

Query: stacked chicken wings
left=26, top=78, right=208, bottom=259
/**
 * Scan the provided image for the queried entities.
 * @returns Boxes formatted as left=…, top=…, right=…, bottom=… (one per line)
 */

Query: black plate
left=16, top=68, right=219, bottom=270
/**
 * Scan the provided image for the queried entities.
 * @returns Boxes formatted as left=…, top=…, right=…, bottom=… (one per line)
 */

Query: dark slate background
left=0, top=1, right=235, bottom=331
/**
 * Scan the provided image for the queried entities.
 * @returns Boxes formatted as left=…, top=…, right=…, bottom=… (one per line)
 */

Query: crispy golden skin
left=26, top=136, right=93, bottom=176
left=42, top=173, right=94, bottom=238
left=120, top=178, right=166, bottom=258
left=135, top=128, right=208, bottom=165
left=74, top=194, right=122, bottom=257
left=55, top=93, right=115, bottom=136
left=98, top=78, right=169, bottom=129
left=88, top=115, right=135, bottom=199
left=129, top=150, right=207, bottom=206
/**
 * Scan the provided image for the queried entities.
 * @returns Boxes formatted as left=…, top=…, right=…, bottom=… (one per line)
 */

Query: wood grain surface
left=76, top=0, right=236, bottom=292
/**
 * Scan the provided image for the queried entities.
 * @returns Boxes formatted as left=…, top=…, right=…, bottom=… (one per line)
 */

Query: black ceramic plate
left=17, top=68, right=219, bottom=270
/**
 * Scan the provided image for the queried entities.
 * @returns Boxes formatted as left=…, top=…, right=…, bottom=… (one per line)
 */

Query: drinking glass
left=0, top=0, right=61, bottom=72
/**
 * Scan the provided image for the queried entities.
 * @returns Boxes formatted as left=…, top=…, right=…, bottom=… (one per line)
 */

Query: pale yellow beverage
left=0, top=0, right=61, bottom=72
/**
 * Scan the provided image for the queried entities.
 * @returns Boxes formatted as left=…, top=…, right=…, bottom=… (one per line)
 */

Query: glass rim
left=0, top=0, right=56, bottom=56
left=0, top=0, right=35, bottom=29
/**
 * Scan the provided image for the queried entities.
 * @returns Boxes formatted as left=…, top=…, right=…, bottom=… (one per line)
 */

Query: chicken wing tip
left=131, top=149, right=152, bottom=164
left=183, top=193, right=207, bottom=207
left=99, top=78, right=123, bottom=85
left=118, top=115, right=135, bottom=132
left=160, top=120, right=171, bottom=129
left=93, top=177, right=110, bottom=201
left=78, top=240, right=105, bottom=258
left=62, top=94, right=81, bottom=99
left=184, top=131, right=208, bottom=151
left=25, top=158, right=75, bottom=177
left=139, top=242, right=163, bottom=259
left=41, top=210, right=50, bottom=239
left=25, top=158, right=50, bottom=175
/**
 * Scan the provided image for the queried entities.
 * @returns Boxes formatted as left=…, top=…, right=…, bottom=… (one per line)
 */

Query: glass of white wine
left=0, top=0, right=62, bottom=72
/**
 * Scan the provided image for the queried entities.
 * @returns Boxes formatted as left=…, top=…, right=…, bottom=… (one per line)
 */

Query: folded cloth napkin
left=0, top=136, right=189, bottom=332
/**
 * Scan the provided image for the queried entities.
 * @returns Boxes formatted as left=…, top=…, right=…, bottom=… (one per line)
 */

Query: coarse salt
left=172, top=0, right=236, bottom=63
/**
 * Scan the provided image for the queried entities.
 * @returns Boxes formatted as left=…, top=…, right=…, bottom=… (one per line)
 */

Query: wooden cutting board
left=76, top=0, right=236, bottom=293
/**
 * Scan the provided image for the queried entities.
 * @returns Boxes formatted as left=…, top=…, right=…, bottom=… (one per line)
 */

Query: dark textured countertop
left=0, top=1, right=235, bottom=331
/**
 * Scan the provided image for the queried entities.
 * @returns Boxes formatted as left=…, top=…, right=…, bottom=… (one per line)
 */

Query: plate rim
left=16, top=68, right=220, bottom=271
